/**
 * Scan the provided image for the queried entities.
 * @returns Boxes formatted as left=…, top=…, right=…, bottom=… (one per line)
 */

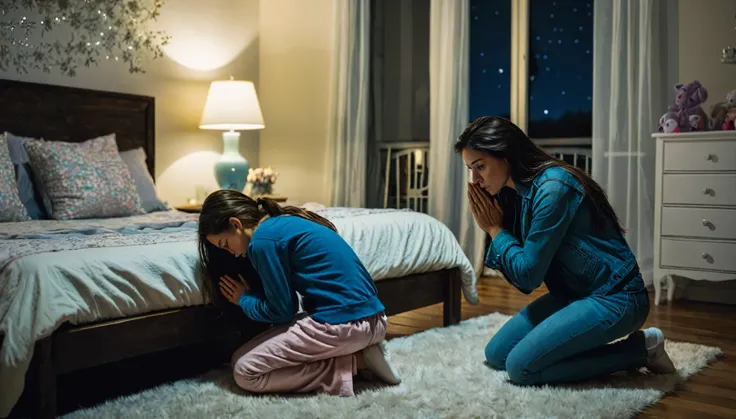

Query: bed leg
left=32, top=336, right=56, bottom=419
left=443, top=269, right=461, bottom=326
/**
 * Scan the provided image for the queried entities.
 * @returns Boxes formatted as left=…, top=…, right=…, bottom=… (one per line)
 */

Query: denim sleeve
left=239, top=238, right=295, bottom=324
left=485, top=179, right=584, bottom=294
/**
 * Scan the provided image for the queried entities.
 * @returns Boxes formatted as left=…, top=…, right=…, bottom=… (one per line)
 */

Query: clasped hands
left=219, top=274, right=249, bottom=305
left=468, top=182, right=504, bottom=238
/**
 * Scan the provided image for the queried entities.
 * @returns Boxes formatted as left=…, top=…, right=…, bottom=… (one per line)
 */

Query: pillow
left=25, top=134, right=146, bottom=220
left=119, top=147, right=169, bottom=213
left=0, top=133, right=31, bottom=222
left=4, top=132, right=48, bottom=219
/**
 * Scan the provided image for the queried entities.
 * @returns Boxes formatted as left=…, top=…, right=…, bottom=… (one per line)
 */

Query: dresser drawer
left=662, top=174, right=736, bottom=206
left=661, top=207, right=736, bottom=239
left=663, top=140, right=736, bottom=172
left=660, top=239, right=736, bottom=273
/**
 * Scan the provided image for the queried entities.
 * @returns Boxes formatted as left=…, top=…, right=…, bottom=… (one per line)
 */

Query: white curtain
left=327, top=0, right=370, bottom=208
left=428, top=0, right=485, bottom=274
left=592, top=0, right=672, bottom=285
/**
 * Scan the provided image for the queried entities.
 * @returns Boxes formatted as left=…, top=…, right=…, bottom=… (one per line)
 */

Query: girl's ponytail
left=257, top=197, right=337, bottom=232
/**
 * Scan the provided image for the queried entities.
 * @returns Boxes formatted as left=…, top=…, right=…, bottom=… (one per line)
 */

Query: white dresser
left=653, top=131, right=736, bottom=305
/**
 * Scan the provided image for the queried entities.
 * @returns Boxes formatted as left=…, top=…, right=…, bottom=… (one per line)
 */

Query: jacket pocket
left=556, top=241, right=606, bottom=294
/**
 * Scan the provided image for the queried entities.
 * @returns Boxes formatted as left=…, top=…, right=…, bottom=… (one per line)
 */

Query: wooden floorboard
left=387, top=276, right=735, bottom=418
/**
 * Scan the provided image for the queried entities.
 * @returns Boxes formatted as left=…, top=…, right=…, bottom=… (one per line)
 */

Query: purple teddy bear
left=658, top=81, right=710, bottom=133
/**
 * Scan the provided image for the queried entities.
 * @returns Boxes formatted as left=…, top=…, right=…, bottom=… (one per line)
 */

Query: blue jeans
left=485, top=277, right=650, bottom=385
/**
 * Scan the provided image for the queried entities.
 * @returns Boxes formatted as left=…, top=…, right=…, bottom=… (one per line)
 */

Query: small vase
left=251, top=183, right=273, bottom=196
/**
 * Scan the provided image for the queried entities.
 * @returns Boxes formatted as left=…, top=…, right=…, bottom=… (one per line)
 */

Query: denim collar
left=512, top=176, right=532, bottom=200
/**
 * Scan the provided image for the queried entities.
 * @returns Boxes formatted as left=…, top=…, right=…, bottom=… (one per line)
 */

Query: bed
left=0, top=79, right=478, bottom=419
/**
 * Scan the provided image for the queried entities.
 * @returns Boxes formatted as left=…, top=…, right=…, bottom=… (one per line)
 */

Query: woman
left=456, top=116, right=675, bottom=386
left=198, top=190, right=401, bottom=396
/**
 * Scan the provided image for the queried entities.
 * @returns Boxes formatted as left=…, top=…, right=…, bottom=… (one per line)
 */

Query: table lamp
left=199, top=78, right=265, bottom=192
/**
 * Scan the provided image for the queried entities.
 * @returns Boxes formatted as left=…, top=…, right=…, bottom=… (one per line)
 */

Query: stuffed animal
left=709, top=88, right=736, bottom=130
left=659, top=81, right=710, bottom=132
left=658, top=112, right=680, bottom=133
left=689, top=114, right=706, bottom=131
left=668, top=81, right=709, bottom=113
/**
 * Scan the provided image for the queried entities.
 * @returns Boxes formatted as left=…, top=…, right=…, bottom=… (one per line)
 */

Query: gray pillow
left=0, top=133, right=31, bottom=222
left=119, top=147, right=169, bottom=213
left=4, top=132, right=47, bottom=219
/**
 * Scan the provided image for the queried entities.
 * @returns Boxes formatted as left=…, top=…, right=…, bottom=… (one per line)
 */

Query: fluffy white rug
left=63, top=313, right=722, bottom=419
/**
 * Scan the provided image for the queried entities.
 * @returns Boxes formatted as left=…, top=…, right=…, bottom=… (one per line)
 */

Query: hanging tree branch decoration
left=0, top=0, right=171, bottom=77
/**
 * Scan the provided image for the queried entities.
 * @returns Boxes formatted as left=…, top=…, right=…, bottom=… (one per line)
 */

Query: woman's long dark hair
left=454, top=116, right=624, bottom=233
left=197, top=189, right=337, bottom=308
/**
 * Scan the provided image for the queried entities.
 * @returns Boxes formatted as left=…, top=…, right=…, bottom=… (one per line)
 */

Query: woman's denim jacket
left=485, top=166, right=641, bottom=297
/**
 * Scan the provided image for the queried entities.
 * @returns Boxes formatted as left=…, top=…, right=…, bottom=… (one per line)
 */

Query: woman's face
left=461, top=147, right=511, bottom=196
left=206, top=217, right=251, bottom=258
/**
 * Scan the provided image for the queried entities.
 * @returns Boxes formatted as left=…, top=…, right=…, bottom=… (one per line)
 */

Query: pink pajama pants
left=231, top=312, right=388, bottom=396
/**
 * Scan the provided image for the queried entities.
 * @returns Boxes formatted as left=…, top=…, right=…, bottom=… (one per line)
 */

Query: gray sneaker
left=644, top=327, right=676, bottom=374
left=361, top=341, right=402, bottom=385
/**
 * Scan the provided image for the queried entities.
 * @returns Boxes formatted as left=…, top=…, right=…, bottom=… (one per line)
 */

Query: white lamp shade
left=199, top=80, right=265, bottom=130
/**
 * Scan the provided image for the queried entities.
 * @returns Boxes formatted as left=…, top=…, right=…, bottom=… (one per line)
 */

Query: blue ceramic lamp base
left=214, top=130, right=249, bottom=192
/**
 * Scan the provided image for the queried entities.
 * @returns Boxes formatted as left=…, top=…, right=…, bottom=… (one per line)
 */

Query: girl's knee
left=232, top=359, right=266, bottom=392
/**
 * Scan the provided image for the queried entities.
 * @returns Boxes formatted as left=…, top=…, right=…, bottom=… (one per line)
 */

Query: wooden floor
left=387, top=277, right=736, bottom=419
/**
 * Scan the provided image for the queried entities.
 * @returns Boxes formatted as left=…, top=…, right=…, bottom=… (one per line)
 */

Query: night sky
left=469, top=0, right=593, bottom=137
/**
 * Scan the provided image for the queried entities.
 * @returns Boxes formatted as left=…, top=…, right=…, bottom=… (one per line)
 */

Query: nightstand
left=175, top=195, right=288, bottom=214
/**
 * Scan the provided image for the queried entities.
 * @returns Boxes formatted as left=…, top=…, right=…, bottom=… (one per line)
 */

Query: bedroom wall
left=677, top=0, right=735, bottom=106
left=0, top=0, right=261, bottom=207
left=258, top=0, right=336, bottom=206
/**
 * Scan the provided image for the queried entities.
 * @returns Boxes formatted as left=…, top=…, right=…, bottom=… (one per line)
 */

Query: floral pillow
left=25, top=134, right=146, bottom=220
left=0, top=133, right=31, bottom=222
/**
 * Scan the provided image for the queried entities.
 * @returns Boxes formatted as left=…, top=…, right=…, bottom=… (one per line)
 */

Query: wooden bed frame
left=0, top=79, right=462, bottom=419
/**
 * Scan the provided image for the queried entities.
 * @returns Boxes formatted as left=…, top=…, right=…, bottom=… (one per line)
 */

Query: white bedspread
left=0, top=207, right=476, bottom=416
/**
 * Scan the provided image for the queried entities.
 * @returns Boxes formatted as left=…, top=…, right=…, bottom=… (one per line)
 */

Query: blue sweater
left=238, top=215, right=385, bottom=325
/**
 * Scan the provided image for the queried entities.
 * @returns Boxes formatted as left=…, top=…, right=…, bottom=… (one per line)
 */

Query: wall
left=0, top=0, right=261, bottom=206
left=674, top=0, right=736, bottom=304
left=258, top=0, right=336, bottom=205
left=678, top=0, right=736, bottom=106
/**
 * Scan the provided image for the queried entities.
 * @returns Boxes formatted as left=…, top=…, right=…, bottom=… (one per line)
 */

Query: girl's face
left=206, top=217, right=251, bottom=258
left=461, top=147, right=512, bottom=196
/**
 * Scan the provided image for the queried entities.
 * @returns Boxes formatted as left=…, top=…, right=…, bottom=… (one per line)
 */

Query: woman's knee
left=484, top=335, right=511, bottom=370
left=505, top=349, right=536, bottom=386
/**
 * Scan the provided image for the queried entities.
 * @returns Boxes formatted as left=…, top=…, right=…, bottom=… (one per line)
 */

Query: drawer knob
left=701, top=253, right=710, bottom=260
left=703, top=188, right=714, bottom=195
left=702, top=219, right=709, bottom=226
left=705, top=153, right=716, bottom=161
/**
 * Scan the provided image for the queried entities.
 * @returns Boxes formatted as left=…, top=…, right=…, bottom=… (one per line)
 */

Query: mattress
left=0, top=207, right=476, bottom=416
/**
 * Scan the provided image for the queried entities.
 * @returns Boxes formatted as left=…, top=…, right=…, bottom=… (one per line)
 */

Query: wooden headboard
left=0, top=79, right=156, bottom=178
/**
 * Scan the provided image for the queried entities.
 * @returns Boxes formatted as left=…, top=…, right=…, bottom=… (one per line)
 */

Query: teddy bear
left=658, top=81, right=710, bottom=133
left=708, top=88, right=736, bottom=130
left=658, top=112, right=680, bottom=133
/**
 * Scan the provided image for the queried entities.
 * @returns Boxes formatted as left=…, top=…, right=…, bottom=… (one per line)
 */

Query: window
left=469, top=0, right=512, bottom=122
left=528, top=0, right=593, bottom=138
left=470, top=0, right=593, bottom=139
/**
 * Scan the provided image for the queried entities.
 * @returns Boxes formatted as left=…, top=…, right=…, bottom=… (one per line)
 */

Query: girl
left=456, top=116, right=675, bottom=386
left=198, top=190, right=401, bottom=396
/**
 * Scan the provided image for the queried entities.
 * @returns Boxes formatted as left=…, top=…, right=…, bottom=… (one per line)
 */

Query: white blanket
left=0, top=208, right=476, bottom=416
